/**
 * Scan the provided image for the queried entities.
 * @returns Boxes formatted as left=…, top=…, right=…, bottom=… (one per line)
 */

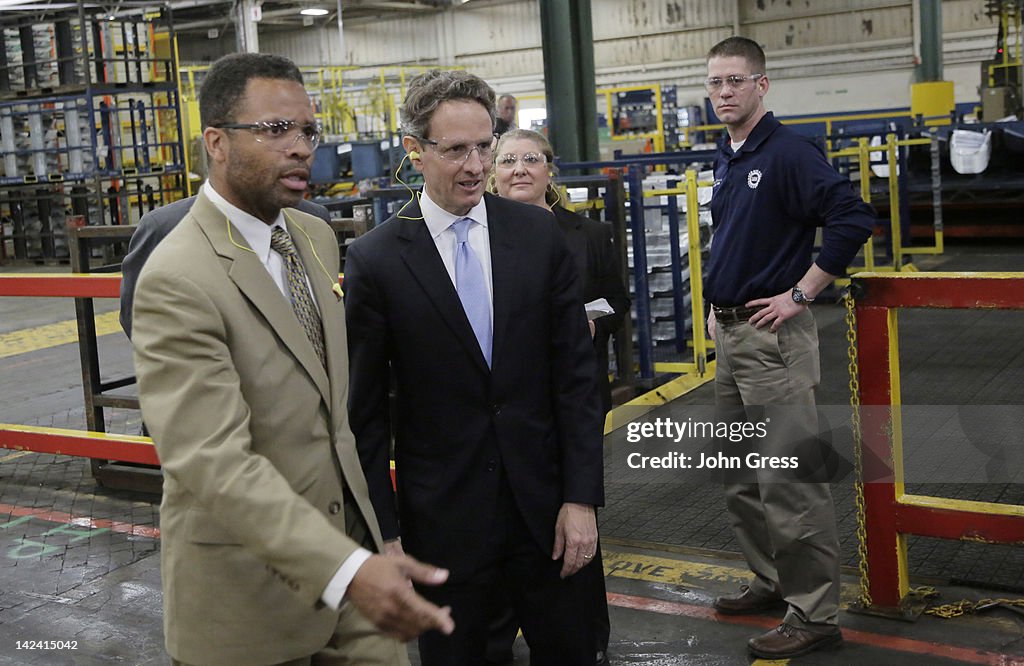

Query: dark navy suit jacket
left=344, top=192, right=605, bottom=580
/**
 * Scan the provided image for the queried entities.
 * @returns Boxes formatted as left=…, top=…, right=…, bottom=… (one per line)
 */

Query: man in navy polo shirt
left=702, top=37, right=875, bottom=659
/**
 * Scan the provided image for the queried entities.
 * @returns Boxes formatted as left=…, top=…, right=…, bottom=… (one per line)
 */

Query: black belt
left=713, top=305, right=763, bottom=325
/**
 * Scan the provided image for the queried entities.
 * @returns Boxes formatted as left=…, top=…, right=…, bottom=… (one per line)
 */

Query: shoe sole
left=747, top=632, right=843, bottom=659
left=712, top=598, right=787, bottom=615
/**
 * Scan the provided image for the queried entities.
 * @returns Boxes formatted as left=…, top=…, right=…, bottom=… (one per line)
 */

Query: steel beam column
left=539, top=0, right=598, bottom=163
left=917, top=0, right=942, bottom=82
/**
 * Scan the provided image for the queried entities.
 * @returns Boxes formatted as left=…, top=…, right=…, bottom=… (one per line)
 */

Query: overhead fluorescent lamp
left=300, top=8, right=329, bottom=16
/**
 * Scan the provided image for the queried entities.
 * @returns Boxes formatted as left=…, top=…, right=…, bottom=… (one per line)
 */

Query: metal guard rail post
left=642, top=170, right=714, bottom=378
left=0, top=273, right=156, bottom=464
left=558, top=152, right=719, bottom=382
left=853, top=271, right=1024, bottom=613
left=829, top=134, right=944, bottom=276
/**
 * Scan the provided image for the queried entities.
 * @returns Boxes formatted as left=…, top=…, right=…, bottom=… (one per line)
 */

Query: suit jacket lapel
left=397, top=202, right=490, bottom=374
left=192, top=193, right=331, bottom=407
left=486, top=194, right=520, bottom=371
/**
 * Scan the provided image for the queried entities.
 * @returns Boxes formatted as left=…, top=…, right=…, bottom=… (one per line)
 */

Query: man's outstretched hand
left=347, top=553, right=455, bottom=642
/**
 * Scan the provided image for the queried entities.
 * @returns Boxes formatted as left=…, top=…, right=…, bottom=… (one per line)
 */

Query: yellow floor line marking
left=603, top=548, right=862, bottom=606
left=604, top=548, right=748, bottom=588
left=0, top=311, right=122, bottom=359
left=0, top=451, right=33, bottom=463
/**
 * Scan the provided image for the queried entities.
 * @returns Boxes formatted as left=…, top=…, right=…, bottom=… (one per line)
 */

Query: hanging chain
left=844, top=288, right=872, bottom=609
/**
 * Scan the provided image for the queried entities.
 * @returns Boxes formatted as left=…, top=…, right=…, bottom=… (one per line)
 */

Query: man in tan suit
left=131, top=53, right=454, bottom=666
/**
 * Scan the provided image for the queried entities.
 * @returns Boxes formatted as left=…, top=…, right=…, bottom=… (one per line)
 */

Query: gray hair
left=401, top=70, right=496, bottom=139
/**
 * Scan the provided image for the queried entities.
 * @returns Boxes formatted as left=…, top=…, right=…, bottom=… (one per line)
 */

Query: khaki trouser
left=714, top=307, right=840, bottom=631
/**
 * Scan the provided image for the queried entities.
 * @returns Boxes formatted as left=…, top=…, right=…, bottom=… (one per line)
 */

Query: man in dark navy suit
left=344, top=70, right=605, bottom=666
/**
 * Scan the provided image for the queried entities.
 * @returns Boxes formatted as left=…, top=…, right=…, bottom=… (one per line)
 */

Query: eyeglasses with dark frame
left=212, top=120, right=323, bottom=150
left=703, top=73, right=763, bottom=93
left=413, top=135, right=495, bottom=165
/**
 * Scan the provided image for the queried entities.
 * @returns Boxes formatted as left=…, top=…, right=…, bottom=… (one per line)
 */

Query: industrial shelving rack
left=0, top=2, right=186, bottom=262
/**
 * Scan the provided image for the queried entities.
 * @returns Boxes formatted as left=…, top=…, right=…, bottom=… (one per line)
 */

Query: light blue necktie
left=452, top=217, right=492, bottom=367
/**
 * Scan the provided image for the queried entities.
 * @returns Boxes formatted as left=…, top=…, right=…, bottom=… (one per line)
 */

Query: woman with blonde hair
left=490, top=128, right=629, bottom=412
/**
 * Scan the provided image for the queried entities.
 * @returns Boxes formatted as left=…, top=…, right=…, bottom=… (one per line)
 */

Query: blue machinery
left=558, top=152, right=717, bottom=384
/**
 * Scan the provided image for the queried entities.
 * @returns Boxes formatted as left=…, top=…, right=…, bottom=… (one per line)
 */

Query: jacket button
left=486, top=460, right=496, bottom=472
left=492, top=403, right=501, bottom=416
left=328, top=501, right=342, bottom=515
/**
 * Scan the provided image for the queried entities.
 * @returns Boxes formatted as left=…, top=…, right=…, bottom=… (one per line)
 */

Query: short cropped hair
left=401, top=70, right=496, bottom=139
left=706, top=36, right=767, bottom=73
left=199, top=53, right=305, bottom=129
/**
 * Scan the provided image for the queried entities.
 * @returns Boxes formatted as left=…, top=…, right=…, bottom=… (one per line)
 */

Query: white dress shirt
left=203, top=181, right=370, bottom=611
left=420, top=189, right=494, bottom=319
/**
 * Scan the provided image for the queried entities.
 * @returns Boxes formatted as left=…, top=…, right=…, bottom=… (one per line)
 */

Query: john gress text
left=627, top=451, right=799, bottom=470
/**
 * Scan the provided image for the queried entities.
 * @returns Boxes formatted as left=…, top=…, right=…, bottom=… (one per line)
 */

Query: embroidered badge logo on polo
left=746, top=169, right=762, bottom=189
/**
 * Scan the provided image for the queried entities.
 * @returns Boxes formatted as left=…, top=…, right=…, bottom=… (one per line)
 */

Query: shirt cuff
left=321, top=547, right=373, bottom=610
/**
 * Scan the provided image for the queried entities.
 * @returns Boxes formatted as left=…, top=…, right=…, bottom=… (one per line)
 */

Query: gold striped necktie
left=270, top=226, right=327, bottom=369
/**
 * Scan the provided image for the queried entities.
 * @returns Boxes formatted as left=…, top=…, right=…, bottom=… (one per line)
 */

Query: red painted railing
left=854, top=272, right=1024, bottom=611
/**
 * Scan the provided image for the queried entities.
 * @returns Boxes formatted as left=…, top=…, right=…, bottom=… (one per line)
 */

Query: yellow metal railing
left=829, top=133, right=944, bottom=273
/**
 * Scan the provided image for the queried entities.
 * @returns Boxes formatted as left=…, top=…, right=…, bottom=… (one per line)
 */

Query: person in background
left=487, top=128, right=630, bottom=665
left=344, top=69, right=605, bottom=666
left=494, top=94, right=518, bottom=135
left=703, top=36, right=875, bottom=660
left=491, top=128, right=629, bottom=416
left=130, top=52, right=453, bottom=666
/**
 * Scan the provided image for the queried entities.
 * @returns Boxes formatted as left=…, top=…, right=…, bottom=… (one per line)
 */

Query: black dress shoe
left=712, top=585, right=786, bottom=615
left=748, top=623, right=842, bottom=658
left=595, top=649, right=610, bottom=665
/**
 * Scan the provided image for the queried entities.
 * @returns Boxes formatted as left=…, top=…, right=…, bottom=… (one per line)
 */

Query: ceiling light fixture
left=300, top=8, right=329, bottom=16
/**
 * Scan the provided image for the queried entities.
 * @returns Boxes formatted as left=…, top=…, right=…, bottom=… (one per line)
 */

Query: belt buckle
left=715, top=305, right=754, bottom=325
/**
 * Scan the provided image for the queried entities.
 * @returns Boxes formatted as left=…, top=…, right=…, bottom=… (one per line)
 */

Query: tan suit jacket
left=132, top=192, right=385, bottom=665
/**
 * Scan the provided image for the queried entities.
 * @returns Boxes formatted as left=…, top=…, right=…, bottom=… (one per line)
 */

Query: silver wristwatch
left=791, top=286, right=815, bottom=304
